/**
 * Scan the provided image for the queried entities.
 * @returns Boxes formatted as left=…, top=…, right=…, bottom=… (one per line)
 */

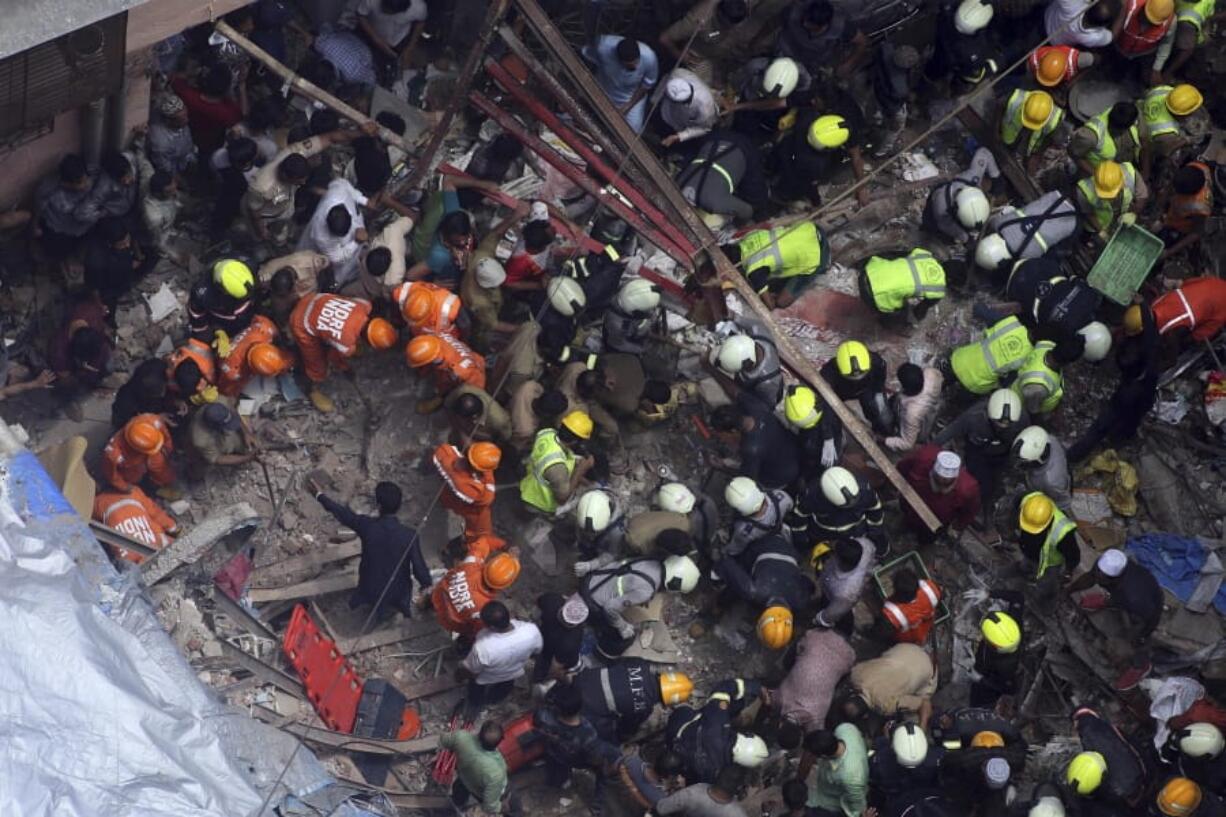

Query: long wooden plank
left=337, top=619, right=439, bottom=654
left=251, top=539, right=361, bottom=587
left=217, top=639, right=306, bottom=698
left=250, top=706, right=441, bottom=755
left=249, top=569, right=357, bottom=604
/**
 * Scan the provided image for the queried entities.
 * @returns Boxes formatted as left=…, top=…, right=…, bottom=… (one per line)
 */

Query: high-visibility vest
left=518, top=428, right=576, bottom=513
left=1152, top=277, right=1226, bottom=336
left=865, top=249, right=946, bottom=313
left=950, top=317, right=1033, bottom=395
left=1139, top=86, right=1181, bottom=140
left=1001, top=90, right=1065, bottom=156
left=1177, top=0, right=1216, bottom=40
left=1082, top=110, right=1140, bottom=166
left=1117, top=0, right=1176, bottom=54
left=1077, top=162, right=1137, bottom=232
left=166, top=338, right=218, bottom=404
left=1165, top=161, right=1213, bottom=234
left=1011, top=340, right=1064, bottom=414
left=882, top=578, right=942, bottom=645
left=738, top=223, right=824, bottom=289
left=1023, top=491, right=1077, bottom=579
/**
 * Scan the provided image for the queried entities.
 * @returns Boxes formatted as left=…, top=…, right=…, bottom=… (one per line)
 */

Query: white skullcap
left=666, top=78, right=694, bottom=103
left=561, top=594, right=589, bottom=625
left=1097, top=548, right=1127, bottom=578
left=529, top=201, right=550, bottom=223
left=475, top=257, right=507, bottom=288
left=983, top=757, right=1011, bottom=789
left=933, top=450, right=962, bottom=480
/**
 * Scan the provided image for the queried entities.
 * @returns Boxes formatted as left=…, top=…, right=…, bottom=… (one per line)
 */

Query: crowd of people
left=5, top=0, right=1226, bottom=814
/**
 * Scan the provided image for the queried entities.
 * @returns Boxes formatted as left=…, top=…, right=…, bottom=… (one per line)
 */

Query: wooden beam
left=249, top=569, right=357, bottom=604
left=250, top=706, right=441, bottom=756
left=217, top=640, right=306, bottom=699
left=250, top=539, right=361, bottom=587
left=337, top=619, right=439, bottom=654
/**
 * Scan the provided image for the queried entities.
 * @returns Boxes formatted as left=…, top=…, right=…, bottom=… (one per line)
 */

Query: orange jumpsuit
left=426, top=332, right=487, bottom=394
left=431, top=557, right=496, bottom=637
left=881, top=578, right=942, bottom=645
left=101, top=414, right=175, bottom=490
left=166, top=338, right=217, bottom=403
left=92, top=486, right=177, bottom=563
left=218, top=314, right=281, bottom=397
left=1153, top=277, right=1226, bottom=341
left=290, top=293, right=373, bottom=383
left=397, top=281, right=462, bottom=337
left=433, top=443, right=496, bottom=540
left=465, top=534, right=508, bottom=560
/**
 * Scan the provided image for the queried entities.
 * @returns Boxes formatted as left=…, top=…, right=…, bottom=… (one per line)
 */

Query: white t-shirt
left=298, top=178, right=368, bottom=284
left=462, top=620, right=543, bottom=685
left=1045, top=0, right=1113, bottom=47
left=356, top=0, right=427, bottom=48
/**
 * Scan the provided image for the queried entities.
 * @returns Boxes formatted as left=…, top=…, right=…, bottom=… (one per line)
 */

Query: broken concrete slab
left=248, top=568, right=358, bottom=604
left=141, top=502, right=263, bottom=585
left=144, top=283, right=181, bottom=323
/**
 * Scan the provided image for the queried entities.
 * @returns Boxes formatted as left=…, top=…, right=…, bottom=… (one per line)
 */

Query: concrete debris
left=144, top=283, right=181, bottom=323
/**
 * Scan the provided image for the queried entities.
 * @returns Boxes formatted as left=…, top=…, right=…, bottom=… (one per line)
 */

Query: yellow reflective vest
left=1082, top=110, right=1140, bottom=166
left=1139, top=85, right=1181, bottom=140
left=1001, top=90, right=1065, bottom=156
left=1077, top=162, right=1137, bottom=232
left=518, top=428, right=576, bottom=513
left=1023, top=490, right=1078, bottom=579
left=865, top=249, right=946, bottom=313
left=950, top=316, right=1033, bottom=395
left=738, top=223, right=824, bottom=291
left=1011, top=340, right=1064, bottom=414
left=1177, top=0, right=1215, bottom=41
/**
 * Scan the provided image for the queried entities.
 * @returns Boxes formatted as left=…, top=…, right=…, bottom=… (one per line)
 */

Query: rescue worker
left=723, top=475, right=794, bottom=557
left=1161, top=161, right=1216, bottom=260
left=217, top=314, right=291, bottom=398
left=1076, top=160, right=1146, bottom=237
left=1162, top=0, right=1222, bottom=79
left=603, top=279, right=660, bottom=355
left=665, top=677, right=769, bottom=784
left=1154, top=777, right=1221, bottom=817
left=433, top=441, right=500, bottom=541
left=1003, top=257, right=1104, bottom=340
left=1067, top=707, right=1150, bottom=809
left=675, top=130, right=769, bottom=224
left=947, top=317, right=1033, bottom=395
left=1013, top=426, right=1073, bottom=513
left=1147, top=277, right=1226, bottom=341
left=577, top=554, right=700, bottom=657
left=869, top=723, right=945, bottom=807
left=1027, top=45, right=1094, bottom=88
left=976, top=191, right=1080, bottom=274
left=714, top=317, right=783, bottom=407
left=727, top=56, right=810, bottom=138
left=1022, top=784, right=1075, bottom=817
left=859, top=249, right=954, bottom=321
left=575, top=489, right=627, bottom=560
left=774, top=103, right=872, bottom=208
left=709, top=400, right=800, bottom=491
left=101, top=414, right=176, bottom=495
left=783, top=385, right=845, bottom=481
left=290, top=293, right=399, bottom=412
left=998, top=89, right=1066, bottom=163
left=922, top=147, right=999, bottom=244
left=654, top=481, right=722, bottom=557
left=878, top=568, right=942, bottom=646
left=1015, top=492, right=1081, bottom=589
left=92, top=485, right=177, bottom=563
left=938, top=730, right=1025, bottom=815
left=790, top=467, right=887, bottom=553
left=1070, top=102, right=1142, bottom=175
left=973, top=610, right=1023, bottom=707
left=405, top=332, right=487, bottom=414
left=431, top=552, right=521, bottom=641
left=932, top=0, right=1003, bottom=95
left=189, top=258, right=257, bottom=343
left=721, top=221, right=830, bottom=309
left=1139, top=83, right=1204, bottom=177
left=819, top=340, right=893, bottom=435
left=1164, top=723, right=1226, bottom=795
left=575, top=659, right=694, bottom=742
left=714, top=532, right=814, bottom=636
left=165, top=337, right=219, bottom=407
left=1011, top=339, right=1073, bottom=416
left=392, top=280, right=461, bottom=337
left=1113, top=0, right=1176, bottom=59
left=538, top=276, right=587, bottom=363
left=519, top=410, right=596, bottom=516
left=936, top=389, right=1030, bottom=523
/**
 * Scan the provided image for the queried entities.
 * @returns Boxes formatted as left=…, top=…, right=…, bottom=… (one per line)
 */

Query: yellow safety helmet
left=1123, top=304, right=1145, bottom=337
left=784, top=385, right=822, bottom=430
left=835, top=340, right=871, bottom=378
left=1036, top=50, right=1068, bottom=87
left=1167, top=84, right=1203, bottom=117
left=1019, top=493, right=1055, bottom=534
left=560, top=410, right=594, bottom=440
left=1157, top=777, right=1203, bottom=817
left=971, top=731, right=1006, bottom=749
left=659, top=672, right=694, bottom=705
left=757, top=605, right=795, bottom=649
left=213, top=259, right=254, bottom=299
left=1021, top=91, right=1054, bottom=130
left=1093, top=161, right=1125, bottom=199
left=1066, top=751, right=1107, bottom=796
left=981, top=611, right=1021, bottom=653
left=807, top=114, right=850, bottom=150
left=1146, top=0, right=1175, bottom=22
left=810, top=542, right=833, bottom=572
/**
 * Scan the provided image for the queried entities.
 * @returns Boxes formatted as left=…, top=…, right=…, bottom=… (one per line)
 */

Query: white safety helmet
left=955, top=0, right=995, bottom=34
left=987, top=388, right=1022, bottom=424
left=892, top=723, right=930, bottom=769
left=576, top=490, right=613, bottom=534
left=955, top=187, right=991, bottom=230
left=725, top=476, right=766, bottom=516
left=1078, top=321, right=1112, bottom=362
left=657, top=482, right=697, bottom=514
left=820, top=467, right=860, bottom=508
left=1179, top=723, right=1226, bottom=758
left=975, top=233, right=1011, bottom=271
left=1012, top=425, right=1051, bottom=464
left=762, top=57, right=800, bottom=98
left=731, top=733, right=770, bottom=767
left=616, top=279, right=661, bottom=314
left=547, top=276, right=586, bottom=317
left=717, top=334, right=757, bottom=375
left=662, top=554, right=700, bottom=593
left=1028, top=797, right=1066, bottom=817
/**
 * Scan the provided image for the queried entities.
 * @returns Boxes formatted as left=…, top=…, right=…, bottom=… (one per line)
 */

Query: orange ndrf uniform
left=290, top=293, right=373, bottom=383
left=218, top=314, right=280, bottom=397
left=101, top=414, right=175, bottom=490
left=1165, top=162, right=1213, bottom=236
left=882, top=578, right=942, bottom=645
left=1153, top=277, right=1226, bottom=341
left=427, top=333, right=486, bottom=394
left=395, top=281, right=462, bottom=337
left=92, top=486, right=177, bottom=563
left=166, top=338, right=217, bottom=404
left=431, top=557, right=497, bottom=637
left=465, top=534, right=508, bottom=560
left=433, top=443, right=496, bottom=540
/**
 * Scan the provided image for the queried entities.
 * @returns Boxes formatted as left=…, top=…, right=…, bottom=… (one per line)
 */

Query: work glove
left=1121, top=212, right=1137, bottom=226
left=617, top=621, right=636, bottom=640
left=574, top=559, right=595, bottom=578
left=213, top=330, right=231, bottom=358
left=820, top=439, right=838, bottom=467
left=191, top=384, right=220, bottom=405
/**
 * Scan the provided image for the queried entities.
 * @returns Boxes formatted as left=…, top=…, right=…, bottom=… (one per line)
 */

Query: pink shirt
left=776, top=629, right=856, bottom=731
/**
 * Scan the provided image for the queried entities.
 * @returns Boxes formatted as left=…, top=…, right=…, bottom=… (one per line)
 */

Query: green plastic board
left=1087, top=223, right=1165, bottom=305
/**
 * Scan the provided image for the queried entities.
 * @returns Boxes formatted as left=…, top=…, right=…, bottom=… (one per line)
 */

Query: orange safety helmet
left=971, top=731, right=1006, bottom=749
left=406, top=334, right=443, bottom=367
left=406, top=287, right=434, bottom=323
left=1036, top=50, right=1068, bottom=87
left=247, top=342, right=289, bottom=376
left=1157, top=777, right=1203, bottom=817
left=467, top=442, right=502, bottom=472
left=482, top=552, right=521, bottom=590
left=124, top=416, right=164, bottom=455
left=365, top=317, right=398, bottom=350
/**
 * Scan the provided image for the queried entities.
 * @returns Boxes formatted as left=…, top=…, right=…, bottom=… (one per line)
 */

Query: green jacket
left=440, top=731, right=508, bottom=812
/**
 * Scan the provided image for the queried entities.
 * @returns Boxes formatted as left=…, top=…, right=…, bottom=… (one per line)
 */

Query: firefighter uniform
left=166, top=338, right=218, bottom=405
left=732, top=317, right=785, bottom=408
left=92, top=486, right=177, bottom=563
left=1152, top=277, right=1226, bottom=341
left=290, top=293, right=373, bottom=383
left=869, top=734, right=945, bottom=803
left=101, top=414, right=175, bottom=491
left=1005, top=258, right=1103, bottom=336
left=188, top=275, right=255, bottom=340
left=665, top=678, right=761, bottom=784
left=433, top=443, right=496, bottom=540
left=789, top=474, right=886, bottom=551
left=395, top=280, right=461, bottom=337
left=580, top=558, right=666, bottom=658
left=218, top=314, right=280, bottom=398
left=949, top=317, right=1033, bottom=395
left=727, top=488, right=793, bottom=557
left=519, top=428, right=578, bottom=514
left=432, top=557, right=497, bottom=638
left=882, top=578, right=942, bottom=645
left=603, top=303, right=652, bottom=356
left=714, top=534, right=815, bottom=611
left=576, top=658, right=661, bottom=742
left=861, top=249, right=947, bottom=314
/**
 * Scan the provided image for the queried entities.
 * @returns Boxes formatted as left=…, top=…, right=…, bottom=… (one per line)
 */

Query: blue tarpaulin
left=1126, top=533, right=1226, bottom=615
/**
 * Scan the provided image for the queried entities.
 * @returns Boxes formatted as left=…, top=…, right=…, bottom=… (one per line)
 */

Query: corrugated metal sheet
left=0, top=0, right=145, bottom=59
